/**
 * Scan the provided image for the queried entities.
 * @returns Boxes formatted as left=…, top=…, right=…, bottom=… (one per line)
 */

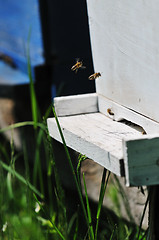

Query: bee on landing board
left=71, top=59, right=86, bottom=73
left=107, top=108, right=114, bottom=116
left=88, top=72, right=101, bottom=80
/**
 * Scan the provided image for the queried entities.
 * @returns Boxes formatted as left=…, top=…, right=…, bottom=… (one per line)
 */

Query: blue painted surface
left=0, top=62, right=30, bottom=85
left=0, top=0, right=44, bottom=76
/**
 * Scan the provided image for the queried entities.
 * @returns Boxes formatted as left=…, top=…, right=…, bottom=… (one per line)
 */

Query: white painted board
left=47, top=113, right=143, bottom=177
left=53, top=93, right=159, bottom=134
left=98, top=94, right=159, bottom=135
left=86, top=0, right=159, bottom=123
left=123, top=135, right=159, bottom=186
left=54, top=93, right=98, bottom=116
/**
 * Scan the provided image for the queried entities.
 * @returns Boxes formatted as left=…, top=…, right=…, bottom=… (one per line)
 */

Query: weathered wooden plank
left=54, top=93, right=98, bottom=116
left=98, top=94, right=159, bottom=134
left=87, top=0, right=159, bottom=123
left=123, top=135, right=159, bottom=186
left=47, top=112, right=143, bottom=176
left=49, top=93, right=159, bottom=186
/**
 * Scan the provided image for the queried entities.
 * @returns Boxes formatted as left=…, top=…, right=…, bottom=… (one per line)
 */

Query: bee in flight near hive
left=88, top=72, right=101, bottom=80
left=71, top=59, right=86, bottom=73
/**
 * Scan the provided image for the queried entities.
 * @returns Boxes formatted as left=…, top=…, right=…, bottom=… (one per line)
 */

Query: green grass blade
left=0, top=144, right=10, bottom=163
left=45, top=126, right=67, bottom=227
left=83, top=172, right=94, bottom=240
left=6, top=132, right=15, bottom=200
left=33, top=128, right=44, bottom=194
left=0, top=161, right=44, bottom=199
left=23, top=140, right=30, bottom=185
left=109, top=224, right=117, bottom=240
left=67, top=212, right=78, bottom=235
left=137, top=191, right=150, bottom=240
left=95, top=170, right=110, bottom=240
left=43, top=104, right=53, bottom=121
left=6, top=172, right=14, bottom=199
left=0, top=121, right=46, bottom=134
left=54, top=187, right=68, bottom=235
left=73, top=207, right=79, bottom=240
left=77, top=154, right=87, bottom=186
left=43, top=138, right=54, bottom=214
left=27, top=29, right=38, bottom=129
left=113, top=175, right=135, bottom=223
left=52, top=106, right=89, bottom=228
left=33, top=194, right=66, bottom=240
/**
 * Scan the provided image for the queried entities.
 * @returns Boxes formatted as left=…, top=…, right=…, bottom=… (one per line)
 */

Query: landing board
left=47, top=112, right=143, bottom=176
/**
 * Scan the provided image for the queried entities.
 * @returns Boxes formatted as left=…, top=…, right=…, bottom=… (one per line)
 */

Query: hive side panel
left=87, top=0, right=159, bottom=122
left=123, top=135, right=159, bottom=186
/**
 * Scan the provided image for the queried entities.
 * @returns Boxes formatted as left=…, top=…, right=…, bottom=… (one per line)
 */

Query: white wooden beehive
left=47, top=0, right=159, bottom=187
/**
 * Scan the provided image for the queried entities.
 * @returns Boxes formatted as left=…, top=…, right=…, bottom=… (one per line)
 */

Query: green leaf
left=0, top=161, right=44, bottom=199
left=83, top=172, right=94, bottom=240
left=95, top=170, right=110, bottom=240
left=27, top=28, right=38, bottom=129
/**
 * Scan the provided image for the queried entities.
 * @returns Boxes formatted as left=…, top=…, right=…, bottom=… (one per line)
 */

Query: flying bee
left=71, top=59, right=86, bottom=73
left=88, top=72, right=101, bottom=80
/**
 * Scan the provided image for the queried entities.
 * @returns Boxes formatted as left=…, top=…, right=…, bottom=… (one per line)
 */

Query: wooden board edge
left=54, top=93, right=98, bottom=116
left=47, top=117, right=123, bottom=177
left=122, top=139, right=131, bottom=187
left=123, top=135, right=159, bottom=187
left=98, top=94, right=159, bottom=135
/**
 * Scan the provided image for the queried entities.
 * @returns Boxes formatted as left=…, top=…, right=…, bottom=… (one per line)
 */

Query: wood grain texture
left=86, top=0, right=159, bottom=123
left=47, top=113, right=142, bottom=176
left=54, top=93, right=98, bottom=116
left=123, top=134, right=159, bottom=186
left=54, top=93, right=159, bottom=134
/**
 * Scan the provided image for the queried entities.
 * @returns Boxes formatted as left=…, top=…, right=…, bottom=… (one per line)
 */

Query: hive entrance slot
left=118, top=119, right=146, bottom=134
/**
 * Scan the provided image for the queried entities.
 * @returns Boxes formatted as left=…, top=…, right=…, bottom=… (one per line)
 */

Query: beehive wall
left=87, top=0, right=159, bottom=122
